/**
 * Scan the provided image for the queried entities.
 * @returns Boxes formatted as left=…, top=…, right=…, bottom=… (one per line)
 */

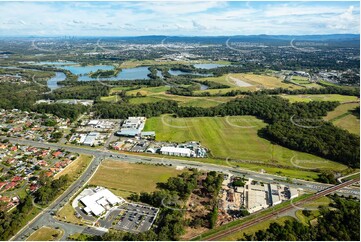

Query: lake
left=37, top=62, right=151, bottom=81
left=36, top=61, right=77, bottom=65
left=193, top=63, right=228, bottom=69
left=47, top=72, right=66, bottom=90
left=62, top=65, right=115, bottom=76
left=168, top=69, right=213, bottom=77
left=78, top=66, right=151, bottom=81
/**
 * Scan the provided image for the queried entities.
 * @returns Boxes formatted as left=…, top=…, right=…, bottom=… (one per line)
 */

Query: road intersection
left=3, top=136, right=359, bottom=241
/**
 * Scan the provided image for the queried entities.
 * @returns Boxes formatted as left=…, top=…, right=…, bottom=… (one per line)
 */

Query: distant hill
left=91, top=34, right=360, bottom=47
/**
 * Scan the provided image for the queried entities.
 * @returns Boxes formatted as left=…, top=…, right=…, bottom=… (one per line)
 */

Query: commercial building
left=246, top=184, right=269, bottom=213
left=269, top=184, right=281, bottom=206
left=83, top=132, right=99, bottom=146
left=80, top=187, right=125, bottom=216
left=141, top=131, right=156, bottom=140
left=116, top=117, right=154, bottom=137
left=87, top=120, right=99, bottom=127
left=160, top=146, right=193, bottom=157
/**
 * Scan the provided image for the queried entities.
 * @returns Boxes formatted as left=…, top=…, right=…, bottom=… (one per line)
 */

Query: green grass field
left=27, top=226, right=63, bottom=241
left=290, top=76, right=319, bottom=87
left=127, top=95, right=234, bottom=108
left=220, top=216, right=296, bottom=241
left=318, top=80, right=338, bottom=86
left=324, top=103, right=360, bottom=135
left=88, top=160, right=182, bottom=197
left=126, top=86, right=170, bottom=96
left=144, top=115, right=347, bottom=177
left=295, top=196, right=332, bottom=225
left=279, top=94, right=359, bottom=103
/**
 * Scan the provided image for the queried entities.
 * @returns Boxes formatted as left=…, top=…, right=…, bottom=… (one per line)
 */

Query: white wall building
left=160, top=146, right=192, bottom=157
left=80, top=187, right=125, bottom=216
left=83, top=132, right=99, bottom=146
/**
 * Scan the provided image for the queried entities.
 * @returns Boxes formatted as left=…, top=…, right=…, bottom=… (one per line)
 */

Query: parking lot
left=101, top=203, right=159, bottom=233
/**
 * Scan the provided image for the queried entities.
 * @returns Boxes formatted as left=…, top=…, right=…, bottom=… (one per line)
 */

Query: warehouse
left=83, top=132, right=99, bottom=146
left=246, top=183, right=268, bottom=213
left=116, top=117, right=148, bottom=137
left=141, top=131, right=156, bottom=140
left=116, top=129, right=140, bottom=137
left=269, top=184, right=281, bottom=206
left=160, top=146, right=192, bottom=157
left=80, top=187, right=125, bottom=216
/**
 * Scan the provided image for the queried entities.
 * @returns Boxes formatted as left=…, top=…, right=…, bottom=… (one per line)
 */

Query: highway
left=204, top=178, right=360, bottom=241
left=4, top=136, right=359, bottom=241
left=4, top=136, right=359, bottom=196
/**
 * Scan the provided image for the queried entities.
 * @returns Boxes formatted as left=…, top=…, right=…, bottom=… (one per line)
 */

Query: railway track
left=205, top=178, right=359, bottom=241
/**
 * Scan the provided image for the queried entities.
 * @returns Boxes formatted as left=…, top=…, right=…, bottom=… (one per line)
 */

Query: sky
left=0, top=1, right=360, bottom=36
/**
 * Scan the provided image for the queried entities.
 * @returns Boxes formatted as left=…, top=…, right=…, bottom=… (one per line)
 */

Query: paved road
left=10, top=155, right=106, bottom=241
left=4, top=136, right=359, bottom=197
left=5, top=136, right=359, bottom=241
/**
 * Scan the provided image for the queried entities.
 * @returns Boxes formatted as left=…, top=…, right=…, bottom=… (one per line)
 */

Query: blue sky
left=0, top=1, right=359, bottom=36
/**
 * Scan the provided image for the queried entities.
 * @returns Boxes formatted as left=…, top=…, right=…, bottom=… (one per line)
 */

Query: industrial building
left=246, top=183, right=269, bottom=213
left=160, top=146, right=193, bottom=157
left=140, top=131, right=156, bottom=140
left=116, top=117, right=156, bottom=138
left=80, top=187, right=125, bottom=216
left=83, top=132, right=99, bottom=146
left=269, top=184, right=281, bottom=206
left=221, top=178, right=300, bottom=214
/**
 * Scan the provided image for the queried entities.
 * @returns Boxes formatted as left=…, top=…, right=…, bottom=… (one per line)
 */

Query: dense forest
left=174, top=85, right=360, bottom=97
left=45, top=84, right=110, bottom=100
left=0, top=82, right=47, bottom=110
left=33, top=103, right=89, bottom=121
left=243, top=195, right=360, bottom=241
left=93, top=100, right=178, bottom=119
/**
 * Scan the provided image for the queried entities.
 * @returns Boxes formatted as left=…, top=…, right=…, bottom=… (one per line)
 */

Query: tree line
left=242, top=195, right=360, bottom=241
left=175, top=95, right=359, bottom=167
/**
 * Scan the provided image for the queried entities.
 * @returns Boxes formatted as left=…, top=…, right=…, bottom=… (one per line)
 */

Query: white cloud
left=0, top=1, right=359, bottom=36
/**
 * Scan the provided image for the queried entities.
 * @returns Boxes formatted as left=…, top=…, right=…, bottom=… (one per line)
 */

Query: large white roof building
left=80, top=187, right=125, bottom=216
left=160, top=146, right=192, bottom=157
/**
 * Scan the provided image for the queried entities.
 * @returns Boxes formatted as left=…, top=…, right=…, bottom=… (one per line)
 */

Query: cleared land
left=54, top=154, right=93, bottom=182
left=144, top=115, right=346, bottom=178
left=290, top=76, right=320, bottom=88
left=194, top=73, right=303, bottom=95
left=124, top=86, right=236, bottom=107
left=280, top=94, right=359, bottom=103
left=324, top=103, right=360, bottom=135
left=88, top=160, right=182, bottom=197
left=56, top=202, right=84, bottom=225
left=27, top=226, right=63, bottom=241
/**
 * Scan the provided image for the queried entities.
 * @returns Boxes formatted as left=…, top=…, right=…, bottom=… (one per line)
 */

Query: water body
left=78, top=66, right=150, bottom=81
left=0, top=74, right=21, bottom=78
left=156, top=70, right=163, bottom=79
left=200, top=84, right=209, bottom=90
left=38, top=61, right=77, bottom=66
left=62, top=65, right=114, bottom=76
left=47, top=72, right=66, bottom=90
left=36, top=62, right=151, bottom=81
left=193, top=63, right=228, bottom=69
left=168, top=69, right=213, bottom=77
